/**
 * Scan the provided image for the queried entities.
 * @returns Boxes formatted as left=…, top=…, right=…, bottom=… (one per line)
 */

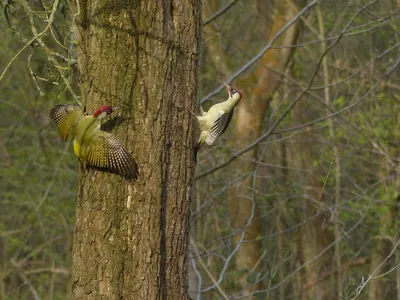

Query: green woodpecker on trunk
left=195, top=83, right=243, bottom=161
left=49, top=104, right=138, bottom=179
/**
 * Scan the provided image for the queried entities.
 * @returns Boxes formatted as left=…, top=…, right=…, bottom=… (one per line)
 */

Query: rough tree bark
left=228, top=1, right=303, bottom=296
left=69, top=1, right=200, bottom=299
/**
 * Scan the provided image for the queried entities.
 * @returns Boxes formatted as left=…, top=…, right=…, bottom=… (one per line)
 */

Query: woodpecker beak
left=223, top=82, right=233, bottom=97
left=223, top=81, right=237, bottom=98
left=111, top=106, right=121, bottom=114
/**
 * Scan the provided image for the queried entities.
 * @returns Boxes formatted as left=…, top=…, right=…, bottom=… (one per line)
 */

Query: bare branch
left=203, top=0, right=241, bottom=27
left=0, top=0, right=60, bottom=82
left=196, top=48, right=400, bottom=181
left=350, top=238, right=400, bottom=299
left=200, top=0, right=319, bottom=104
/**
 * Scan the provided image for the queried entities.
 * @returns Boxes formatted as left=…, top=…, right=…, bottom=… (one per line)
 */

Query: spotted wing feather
left=86, top=132, right=138, bottom=180
left=205, top=110, right=233, bottom=145
left=49, top=104, right=83, bottom=141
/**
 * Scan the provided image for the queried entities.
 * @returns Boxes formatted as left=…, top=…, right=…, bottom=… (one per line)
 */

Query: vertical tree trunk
left=316, top=5, right=342, bottom=297
left=300, top=195, right=332, bottom=300
left=368, top=158, right=395, bottom=300
left=228, top=1, right=303, bottom=296
left=288, top=101, right=333, bottom=300
left=70, top=1, right=200, bottom=299
left=367, top=214, right=392, bottom=300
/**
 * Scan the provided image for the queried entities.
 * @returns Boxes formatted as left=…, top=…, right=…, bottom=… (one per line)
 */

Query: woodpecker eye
left=93, top=105, right=114, bottom=117
left=100, top=106, right=113, bottom=115
left=230, top=88, right=237, bottom=95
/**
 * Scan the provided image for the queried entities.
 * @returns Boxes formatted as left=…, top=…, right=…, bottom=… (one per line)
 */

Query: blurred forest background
left=0, top=0, right=399, bottom=299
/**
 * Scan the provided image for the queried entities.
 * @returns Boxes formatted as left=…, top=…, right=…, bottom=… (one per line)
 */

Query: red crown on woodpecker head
left=93, top=105, right=113, bottom=117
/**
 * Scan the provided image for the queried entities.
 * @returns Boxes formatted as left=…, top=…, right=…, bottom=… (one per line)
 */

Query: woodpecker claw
left=188, top=109, right=197, bottom=118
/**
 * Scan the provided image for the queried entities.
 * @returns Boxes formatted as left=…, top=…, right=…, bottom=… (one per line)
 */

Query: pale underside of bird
left=49, top=104, right=138, bottom=180
left=194, top=83, right=243, bottom=161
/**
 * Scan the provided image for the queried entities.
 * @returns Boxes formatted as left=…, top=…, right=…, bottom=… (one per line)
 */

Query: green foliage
left=0, top=2, right=77, bottom=298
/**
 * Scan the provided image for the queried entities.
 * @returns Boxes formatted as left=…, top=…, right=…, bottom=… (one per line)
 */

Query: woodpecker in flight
left=194, top=82, right=243, bottom=161
left=49, top=104, right=138, bottom=179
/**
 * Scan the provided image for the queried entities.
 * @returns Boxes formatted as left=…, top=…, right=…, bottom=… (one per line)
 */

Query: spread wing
left=205, top=110, right=234, bottom=145
left=49, top=104, right=83, bottom=141
left=85, top=132, right=138, bottom=180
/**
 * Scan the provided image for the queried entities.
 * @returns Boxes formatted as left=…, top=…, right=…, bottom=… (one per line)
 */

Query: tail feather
left=194, top=137, right=205, bottom=163
left=199, top=105, right=206, bottom=116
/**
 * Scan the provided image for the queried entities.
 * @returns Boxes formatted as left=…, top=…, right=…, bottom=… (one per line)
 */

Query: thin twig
left=350, top=238, right=400, bottom=299
left=190, top=239, right=229, bottom=300
left=195, top=54, right=400, bottom=181
left=203, top=0, right=241, bottom=26
left=200, top=0, right=319, bottom=104
left=0, top=0, right=60, bottom=82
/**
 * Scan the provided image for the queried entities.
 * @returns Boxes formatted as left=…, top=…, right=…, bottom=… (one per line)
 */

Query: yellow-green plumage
left=50, top=104, right=82, bottom=141
left=50, top=104, right=138, bottom=179
left=194, top=84, right=242, bottom=161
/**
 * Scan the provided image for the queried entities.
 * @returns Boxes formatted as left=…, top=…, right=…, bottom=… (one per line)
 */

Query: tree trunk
left=288, top=100, right=333, bottom=300
left=300, top=199, right=332, bottom=300
left=228, top=1, right=303, bottom=296
left=368, top=158, right=396, bottom=300
left=368, top=219, right=391, bottom=300
left=69, top=1, right=200, bottom=299
left=317, top=5, right=343, bottom=297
